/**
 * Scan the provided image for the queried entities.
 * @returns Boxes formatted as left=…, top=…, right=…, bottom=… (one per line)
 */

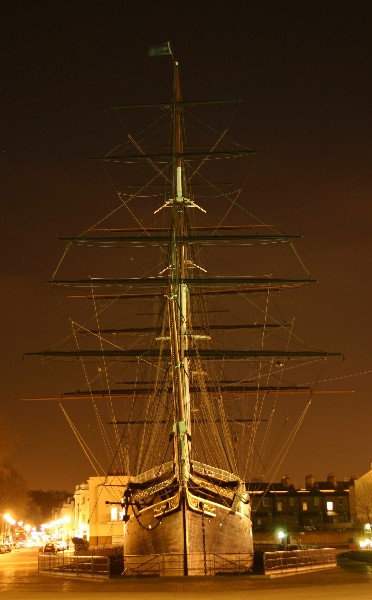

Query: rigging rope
left=90, top=285, right=127, bottom=470
left=70, top=320, right=114, bottom=460
left=59, top=403, right=105, bottom=475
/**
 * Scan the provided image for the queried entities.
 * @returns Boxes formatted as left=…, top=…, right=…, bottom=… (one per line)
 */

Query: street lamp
left=2, top=513, right=16, bottom=543
left=277, top=529, right=287, bottom=548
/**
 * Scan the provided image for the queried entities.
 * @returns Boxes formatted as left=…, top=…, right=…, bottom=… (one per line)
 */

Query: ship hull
left=124, top=487, right=253, bottom=576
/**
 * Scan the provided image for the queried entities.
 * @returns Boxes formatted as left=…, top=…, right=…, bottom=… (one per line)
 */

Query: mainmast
left=169, top=60, right=191, bottom=487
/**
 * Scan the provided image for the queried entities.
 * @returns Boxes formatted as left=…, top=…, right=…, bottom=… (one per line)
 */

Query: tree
left=0, top=413, right=30, bottom=519
left=0, top=413, right=72, bottom=526
left=355, top=470, right=372, bottom=529
left=0, top=413, right=18, bottom=463
left=0, top=464, right=29, bottom=517
left=29, top=489, right=72, bottom=524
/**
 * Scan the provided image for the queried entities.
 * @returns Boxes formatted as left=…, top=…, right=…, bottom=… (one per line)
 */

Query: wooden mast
left=168, top=57, right=190, bottom=575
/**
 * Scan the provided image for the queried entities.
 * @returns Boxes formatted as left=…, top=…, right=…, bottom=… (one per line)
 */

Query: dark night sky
left=1, top=1, right=371, bottom=493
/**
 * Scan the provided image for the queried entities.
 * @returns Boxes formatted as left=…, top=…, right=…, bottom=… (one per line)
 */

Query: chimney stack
left=327, top=473, right=337, bottom=488
left=281, top=475, right=292, bottom=488
left=305, top=474, right=315, bottom=489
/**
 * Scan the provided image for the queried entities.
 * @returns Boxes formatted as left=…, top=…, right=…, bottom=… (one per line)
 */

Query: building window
left=314, top=497, right=320, bottom=506
left=302, top=502, right=308, bottom=511
left=110, top=507, right=118, bottom=521
left=327, top=501, right=333, bottom=511
left=338, top=497, right=344, bottom=506
left=277, top=502, right=283, bottom=512
left=289, top=497, right=295, bottom=507
left=263, top=498, right=269, bottom=507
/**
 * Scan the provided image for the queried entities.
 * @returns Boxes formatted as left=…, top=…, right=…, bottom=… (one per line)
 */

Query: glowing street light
left=277, top=529, right=287, bottom=547
left=3, top=513, right=16, bottom=526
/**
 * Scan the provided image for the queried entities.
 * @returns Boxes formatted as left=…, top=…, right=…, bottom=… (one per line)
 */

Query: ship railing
left=129, top=461, right=174, bottom=485
left=192, top=461, right=239, bottom=483
left=129, top=462, right=239, bottom=486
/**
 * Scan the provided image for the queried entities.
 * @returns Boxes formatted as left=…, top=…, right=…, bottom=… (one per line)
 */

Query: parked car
left=43, top=543, right=57, bottom=554
left=55, top=541, right=68, bottom=551
left=0, top=544, right=8, bottom=554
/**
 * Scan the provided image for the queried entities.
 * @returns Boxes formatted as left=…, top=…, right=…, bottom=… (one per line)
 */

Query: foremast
left=169, top=60, right=191, bottom=489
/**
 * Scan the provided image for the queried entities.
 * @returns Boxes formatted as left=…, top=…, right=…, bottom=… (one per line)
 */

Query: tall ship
left=25, top=44, right=341, bottom=576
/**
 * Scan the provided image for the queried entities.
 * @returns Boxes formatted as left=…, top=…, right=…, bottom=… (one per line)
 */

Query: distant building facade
left=73, top=475, right=128, bottom=546
left=246, top=473, right=355, bottom=535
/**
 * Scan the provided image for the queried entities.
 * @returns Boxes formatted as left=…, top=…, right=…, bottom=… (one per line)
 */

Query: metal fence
left=38, top=554, right=110, bottom=578
left=262, top=547, right=337, bottom=575
left=38, top=547, right=336, bottom=578
left=39, top=551, right=253, bottom=578
left=123, top=552, right=254, bottom=576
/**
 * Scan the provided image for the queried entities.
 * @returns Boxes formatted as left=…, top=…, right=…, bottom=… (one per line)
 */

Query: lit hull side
left=123, top=464, right=253, bottom=576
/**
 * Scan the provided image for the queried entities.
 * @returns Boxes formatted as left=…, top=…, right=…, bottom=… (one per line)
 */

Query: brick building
left=246, top=473, right=354, bottom=535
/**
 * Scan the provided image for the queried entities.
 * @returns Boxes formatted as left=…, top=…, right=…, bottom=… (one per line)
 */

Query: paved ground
left=0, top=549, right=371, bottom=599
left=1, top=582, right=372, bottom=600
